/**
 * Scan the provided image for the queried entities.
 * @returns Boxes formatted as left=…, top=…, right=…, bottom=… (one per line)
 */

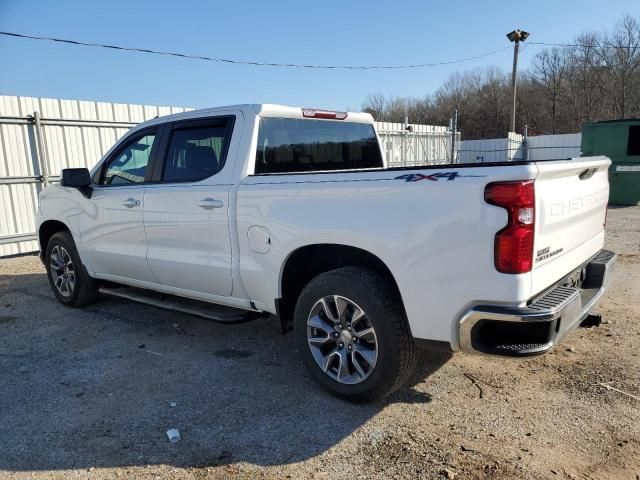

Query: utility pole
left=506, top=29, right=529, bottom=133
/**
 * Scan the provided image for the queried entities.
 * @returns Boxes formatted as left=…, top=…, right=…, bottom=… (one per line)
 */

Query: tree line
left=362, top=14, right=640, bottom=140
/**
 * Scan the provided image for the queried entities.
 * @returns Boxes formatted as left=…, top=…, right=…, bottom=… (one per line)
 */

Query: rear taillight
left=484, top=180, right=535, bottom=274
left=301, top=108, right=348, bottom=120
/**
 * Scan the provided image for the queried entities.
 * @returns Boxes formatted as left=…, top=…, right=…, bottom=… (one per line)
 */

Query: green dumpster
left=581, top=119, right=640, bottom=206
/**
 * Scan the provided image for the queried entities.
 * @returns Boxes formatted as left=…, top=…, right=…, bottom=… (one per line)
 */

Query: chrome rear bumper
left=459, top=249, right=616, bottom=356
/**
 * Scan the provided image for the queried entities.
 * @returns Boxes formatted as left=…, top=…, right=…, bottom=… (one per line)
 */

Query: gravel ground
left=0, top=206, right=638, bottom=480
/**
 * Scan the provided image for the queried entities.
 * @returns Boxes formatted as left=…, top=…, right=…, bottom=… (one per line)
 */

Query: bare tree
left=563, top=32, right=607, bottom=128
left=361, top=93, right=387, bottom=120
left=597, top=15, right=640, bottom=118
left=433, top=70, right=482, bottom=134
left=531, top=48, right=568, bottom=133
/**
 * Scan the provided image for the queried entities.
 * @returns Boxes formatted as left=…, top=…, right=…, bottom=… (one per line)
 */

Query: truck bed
left=236, top=156, right=610, bottom=349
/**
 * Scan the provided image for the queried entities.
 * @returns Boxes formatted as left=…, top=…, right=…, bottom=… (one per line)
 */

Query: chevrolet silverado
left=36, top=104, right=616, bottom=401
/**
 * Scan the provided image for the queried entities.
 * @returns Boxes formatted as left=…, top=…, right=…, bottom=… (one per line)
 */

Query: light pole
left=506, top=29, right=529, bottom=133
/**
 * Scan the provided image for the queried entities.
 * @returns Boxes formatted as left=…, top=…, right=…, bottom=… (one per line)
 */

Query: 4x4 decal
left=395, top=171, right=486, bottom=182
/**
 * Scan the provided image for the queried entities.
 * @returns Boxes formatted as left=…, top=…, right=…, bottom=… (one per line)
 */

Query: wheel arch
left=277, top=243, right=406, bottom=332
left=38, top=220, right=71, bottom=258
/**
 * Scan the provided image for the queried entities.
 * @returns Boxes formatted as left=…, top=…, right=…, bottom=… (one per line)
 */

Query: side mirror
left=60, top=168, right=93, bottom=198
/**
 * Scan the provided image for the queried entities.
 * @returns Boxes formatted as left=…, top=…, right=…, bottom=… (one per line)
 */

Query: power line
left=529, top=41, right=639, bottom=49
left=0, top=30, right=511, bottom=70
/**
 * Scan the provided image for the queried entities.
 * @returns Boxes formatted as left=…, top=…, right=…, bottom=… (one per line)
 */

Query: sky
left=0, top=0, right=637, bottom=111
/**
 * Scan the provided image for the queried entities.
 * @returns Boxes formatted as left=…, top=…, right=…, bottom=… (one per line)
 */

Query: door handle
left=122, top=198, right=141, bottom=208
left=198, top=198, right=224, bottom=210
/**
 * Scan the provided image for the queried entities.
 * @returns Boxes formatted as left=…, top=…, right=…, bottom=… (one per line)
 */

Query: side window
left=162, top=121, right=231, bottom=182
left=101, top=132, right=156, bottom=185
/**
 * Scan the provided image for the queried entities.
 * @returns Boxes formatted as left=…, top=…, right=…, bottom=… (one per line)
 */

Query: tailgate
left=531, top=156, right=610, bottom=295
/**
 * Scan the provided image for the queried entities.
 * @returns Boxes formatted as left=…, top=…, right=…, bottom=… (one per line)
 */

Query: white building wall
left=0, top=95, right=191, bottom=256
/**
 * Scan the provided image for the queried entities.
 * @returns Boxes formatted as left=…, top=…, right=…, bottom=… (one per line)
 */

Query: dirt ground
left=0, top=207, right=638, bottom=480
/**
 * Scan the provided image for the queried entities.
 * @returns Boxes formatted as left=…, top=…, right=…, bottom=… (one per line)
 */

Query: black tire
left=294, top=266, right=417, bottom=403
left=45, top=231, right=100, bottom=307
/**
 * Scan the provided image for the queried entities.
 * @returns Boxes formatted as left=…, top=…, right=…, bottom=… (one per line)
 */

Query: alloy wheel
left=306, top=295, right=379, bottom=384
left=50, top=245, right=75, bottom=297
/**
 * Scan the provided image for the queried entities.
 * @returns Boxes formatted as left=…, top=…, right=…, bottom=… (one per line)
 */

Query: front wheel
left=45, top=231, right=99, bottom=306
left=294, top=267, right=416, bottom=402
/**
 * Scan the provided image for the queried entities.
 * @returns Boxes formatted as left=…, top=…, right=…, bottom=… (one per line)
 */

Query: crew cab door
left=142, top=115, right=237, bottom=297
left=79, top=128, right=159, bottom=282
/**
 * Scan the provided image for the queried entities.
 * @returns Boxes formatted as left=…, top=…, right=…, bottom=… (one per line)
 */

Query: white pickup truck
left=37, top=104, right=616, bottom=401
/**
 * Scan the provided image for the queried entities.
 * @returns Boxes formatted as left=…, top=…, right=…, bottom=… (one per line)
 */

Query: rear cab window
left=254, top=118, right=383, bottom=174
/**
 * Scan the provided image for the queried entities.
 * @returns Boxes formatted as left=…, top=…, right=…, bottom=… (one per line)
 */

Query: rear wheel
left=294, top=266, right=416, bottom=402
left=45, top=231, right=99, bottom=306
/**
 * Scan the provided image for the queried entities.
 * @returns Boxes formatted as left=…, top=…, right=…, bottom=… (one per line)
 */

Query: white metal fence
left=458, top=132, right=524, bottom=163
left=527, top=133, right=582, bottom=161
left=0, top=95, right=191, bottom=256
left=458, top=132, right=582, bottom=163
left=375, top=122, right=459, bottom=167
left=0, top=95, right=460, bottom=256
